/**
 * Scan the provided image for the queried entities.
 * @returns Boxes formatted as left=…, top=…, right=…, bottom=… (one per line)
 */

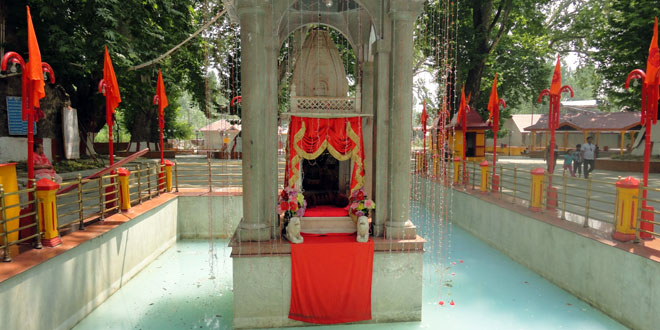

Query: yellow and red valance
left=285, top=116, right=365, bottom=195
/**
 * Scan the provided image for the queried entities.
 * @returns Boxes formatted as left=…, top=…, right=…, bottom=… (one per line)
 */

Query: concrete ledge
left=176, top=194, right=242, bottom=238
left=596, top=158, right=660, bottom=173
left=444, top=188, right=660, bottom=330
left=232, top=251, right=423, bottom=329
left=0, top=195, right=178, bottom=330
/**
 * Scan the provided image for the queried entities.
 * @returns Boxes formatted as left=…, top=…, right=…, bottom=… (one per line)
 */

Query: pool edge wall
left=442, top=186, right=659, bottom=330
left=177, top=194, right=242, bottom=239
left=232, top=251, right=423, bottom=329
left=0, top=198, right=178, bottom=330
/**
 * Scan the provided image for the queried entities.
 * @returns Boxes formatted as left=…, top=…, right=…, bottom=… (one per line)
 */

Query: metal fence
left=414, top=152, right=660, bottom=241
left=0, top=182, right=40, bottom=262
left=0, top=158, right=286, bottom=262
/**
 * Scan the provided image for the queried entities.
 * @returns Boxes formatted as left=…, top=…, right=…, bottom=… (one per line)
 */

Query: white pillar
left=372, top=40, right=390, bottom=237
left=236, top=0, right=271, bottom=241
left=385, top=0, right=424, bottom=240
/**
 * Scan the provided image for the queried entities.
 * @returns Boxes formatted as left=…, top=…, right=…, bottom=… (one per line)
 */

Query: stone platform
left=230, top=236, right=425, bottom=329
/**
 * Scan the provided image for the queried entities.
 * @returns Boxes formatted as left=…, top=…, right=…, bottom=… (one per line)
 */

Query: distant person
left=544, top=144, right=558, bottom=172
left=581, top=136, right=597, bottom=179
left=33, top=143, right=62, bottom=184
left=572, top=144, right=583, bottom=177
left=562, top=151, right=575, bottom=177
left=231, top=132, right=242, bottom=159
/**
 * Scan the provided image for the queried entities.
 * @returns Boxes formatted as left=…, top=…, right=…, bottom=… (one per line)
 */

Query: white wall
left=0, top=137, right=52, bottom=162
left=0, top=198, right=178, bottom=330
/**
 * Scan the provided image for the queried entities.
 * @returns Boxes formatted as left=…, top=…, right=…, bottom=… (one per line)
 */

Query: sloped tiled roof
left=198, top=120, right=242, bottom=132
left=510, top=114, right=541, bottom=132
left=524, top=111, right=641, bottom=131
left=448, top=109, right=491, bottom=130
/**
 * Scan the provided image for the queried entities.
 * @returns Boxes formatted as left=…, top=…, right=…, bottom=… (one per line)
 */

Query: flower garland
left=278, top=187, right=307, bottom=219
left=348, top=188, right=375, bottom=218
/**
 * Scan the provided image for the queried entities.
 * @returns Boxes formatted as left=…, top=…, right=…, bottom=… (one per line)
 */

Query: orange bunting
left=646, top=17, right=660, bottom=85
left=103, top=46, right=121, bottom=116
left=487, top=74, right=499, bottom=122
left=26, top=6, right=45, bottom=109
left=550, top=55, right=561, bottom=95
left=155, top=69, right=169, bottom=129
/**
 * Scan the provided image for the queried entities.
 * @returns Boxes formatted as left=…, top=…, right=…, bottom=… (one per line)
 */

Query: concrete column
left=236, top=0, right=271, bottom=241
left=265, top=15, right=279, bottom=238
left=361, top=61, right=374, bottom=198
left=385, top=0, right=424, bottom=240
left=372, top=40, right=390, bottom=237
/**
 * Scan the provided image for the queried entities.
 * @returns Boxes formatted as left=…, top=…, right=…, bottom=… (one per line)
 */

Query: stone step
left=300, top=216, right=356, bottom=234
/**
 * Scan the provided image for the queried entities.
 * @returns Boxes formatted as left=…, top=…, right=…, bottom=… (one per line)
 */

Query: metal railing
left=172, top=160, right=286, bottom=191
left=413, top=152, right=659, bottom=240
left=56, top=173, right=122, bottom=231
left=0, top=181, right=40, bottom=262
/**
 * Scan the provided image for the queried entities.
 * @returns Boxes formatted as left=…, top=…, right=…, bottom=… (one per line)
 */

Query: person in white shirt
left=581, top=136, right=596, bottom=178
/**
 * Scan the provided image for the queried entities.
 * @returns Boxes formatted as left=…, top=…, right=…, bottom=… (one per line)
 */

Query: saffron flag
left=646, top=17, right=660, bottom=85
left=155, top=69, right=169, bottom=129
left=421, top=100, right=429, bottom=135
left=103, top=46, right=121, bottom=126
left=487, top=74, right=499, bottom=122
left=457, top=85, right=467, bottom=125
left=550, top=55, right=561, bottom=95
left=26, top=6, right=45, bottom=111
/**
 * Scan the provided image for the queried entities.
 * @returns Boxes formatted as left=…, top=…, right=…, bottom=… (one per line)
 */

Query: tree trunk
left=465, top=0, right=493, bottom=107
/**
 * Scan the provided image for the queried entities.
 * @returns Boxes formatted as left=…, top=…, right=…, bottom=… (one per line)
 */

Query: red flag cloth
left=26, top=6, right=45, bottom=111
left=457, top=85, right=467, bottom=125
left=421, top=100, right=428, bottom=135
left=155, top=69, right=169, bottom=129
left=103, top=46, right=121, bottom=126
left=488, top=74, right=499, bottom=122
left=289, top=235, right=374, bottom=324
left=645, top=17, right=660, bottom=85
left=550, top=55, right=562, bottom=95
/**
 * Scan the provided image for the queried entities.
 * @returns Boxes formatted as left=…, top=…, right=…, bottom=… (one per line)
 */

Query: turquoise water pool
left=73, top=206, right=625, bottom=330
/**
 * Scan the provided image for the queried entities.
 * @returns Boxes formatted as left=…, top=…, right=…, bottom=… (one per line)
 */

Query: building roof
left=198, top=120, right=241, bottom=132
left=448, top=109, right=491, bottom=130
left=509, top=114, right=541, bottom=133
left=524, top=111, right=641, bottom=132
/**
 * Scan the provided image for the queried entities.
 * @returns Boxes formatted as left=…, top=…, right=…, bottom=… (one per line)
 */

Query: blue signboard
left=6, top=96, right=37, bottom=136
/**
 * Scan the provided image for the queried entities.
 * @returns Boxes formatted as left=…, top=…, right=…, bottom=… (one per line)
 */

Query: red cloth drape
left=286, top=116, right=365, bottom=195
left=289, top=235, right=374, bottom=324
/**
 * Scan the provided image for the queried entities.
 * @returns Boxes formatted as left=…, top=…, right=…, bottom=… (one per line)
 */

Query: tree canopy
left=4, top=0, right=230, bottom=142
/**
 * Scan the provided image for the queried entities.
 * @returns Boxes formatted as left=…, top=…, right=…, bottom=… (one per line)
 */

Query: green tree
left=588, top=0, right=657, bottom=110
left=4, top=0, right=225, bottom=144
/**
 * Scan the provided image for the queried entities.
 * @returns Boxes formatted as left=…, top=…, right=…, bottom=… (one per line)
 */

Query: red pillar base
left=611, top=232, right=635, bottom=243
left=641, top=206, right=655, bottom=240
left=42, top=236, right=62, bottom=247
left=492, top=174, right=500, bottom=193
left=546, top=186, right=558, bottom=210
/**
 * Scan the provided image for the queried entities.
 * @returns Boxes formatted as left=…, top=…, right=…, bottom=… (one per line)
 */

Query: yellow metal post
left=612, top=176, right=639, bottom=242
left=479, top=160, right=489, bottom=193
left=36, top=178, right=61, bottom=247
left=117, top=168, right=131, bottom=211
left=164, top=160, right=174, bottom=192
left=0, top=163, right=20, bottom=246
left=530, top=167, right=545, bottom=212
left=453, top=157, right=460, bottom=185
